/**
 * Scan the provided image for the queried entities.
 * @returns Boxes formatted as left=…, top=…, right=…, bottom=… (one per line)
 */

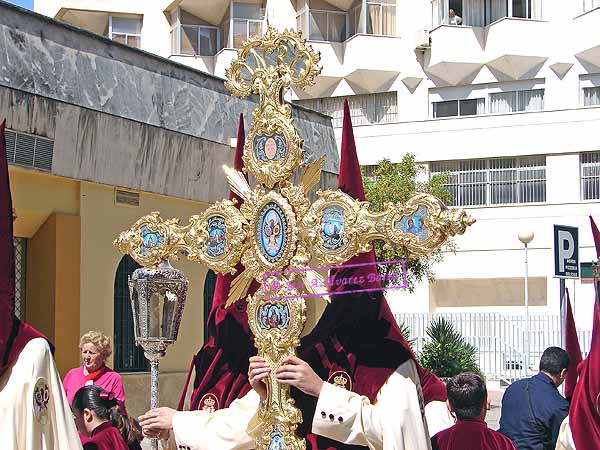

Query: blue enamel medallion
left=206, top=216, right=227, bottom=258
left=321, top=205, right=345, bottom=250
left=258, top=303, right=290, bottom=330
left=254, top=134, right=287, bottom=162
left=257, top=202, right=287, bottom=263
left=268, top=425, right=287, bottom=450
left=394, top=205, right=429, bottom=241
left=139, top=226, right=165, bottom=256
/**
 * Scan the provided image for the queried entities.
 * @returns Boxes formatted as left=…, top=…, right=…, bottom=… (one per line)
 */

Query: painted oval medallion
left=321, top=205, right=345, bottom=250
left=257, top=202, right=287, bottom=263
left=206, top=216, right=227, bottom=258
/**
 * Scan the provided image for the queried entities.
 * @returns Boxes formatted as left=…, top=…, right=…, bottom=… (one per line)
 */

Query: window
left=233, top=3, right=264, bottom=48
left=349, top=3, right=362, bottom=36
left=203, top=270, right=218, bottom=343
left=366, top=0, right=396, bottom=36
left=433, top=98, right=485, bottom=118
left=489, top=89, right=544, bottom=113
left=584, top=87, right=600, bottom=106
left=297, top=8, right=347, bottom=42
left=431, top=156, right=546, bottom=206
left=486, top=0, right=541, bottom=23
left=114, top=255, right=149, bottom=372
left=581, top=152, right=600, bottom=200
left=109, top=16, right=142, bottom=48
left=177, top=25, right=219, bottom=56
left=583, top=0, right=600, bottom=13
left=294, top=92, right=398, bottom=127
left=13, top=237, right=27, bottom=320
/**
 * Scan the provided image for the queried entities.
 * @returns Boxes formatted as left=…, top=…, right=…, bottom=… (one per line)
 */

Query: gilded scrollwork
left=113, top=212, right=188, bottom=268
left=225, top=28, right=321, bottom=188
left=247, top=282, right=307, bottom=450
left=184, top=200, right=247, bottom=275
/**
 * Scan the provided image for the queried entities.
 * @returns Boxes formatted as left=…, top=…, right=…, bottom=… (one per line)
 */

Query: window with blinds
left=430, top=156, right=546, bottom=207
left=581, top=152, right=600, bottom=200
left=294, top=92, right=398, bottom=128
left=583, top=87, right=600, bottom=107
left=489, top=89, right=545, bottom=113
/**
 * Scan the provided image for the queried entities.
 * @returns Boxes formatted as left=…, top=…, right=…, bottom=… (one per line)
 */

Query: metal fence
left=395, top=313, right=592, bottom=382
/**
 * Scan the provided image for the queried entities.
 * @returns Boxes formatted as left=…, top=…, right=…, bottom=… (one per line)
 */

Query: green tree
left=419, top=317, right=480, bottom=377
left=362, top=154, right=453, bottom=292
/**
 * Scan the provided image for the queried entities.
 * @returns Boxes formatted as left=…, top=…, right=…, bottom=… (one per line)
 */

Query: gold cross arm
left=113, top=172, right=474, bottom=305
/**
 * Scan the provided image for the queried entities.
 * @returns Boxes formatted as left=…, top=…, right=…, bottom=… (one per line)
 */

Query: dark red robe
left=0, top=119, right=48, bottom=378
left=83, top=422, right=129, bottom=450
left=431, top=419, right=516, bottom=450
left=564, top=288, right=582, bottom=401
left=568, top=216, right=600, bottom=449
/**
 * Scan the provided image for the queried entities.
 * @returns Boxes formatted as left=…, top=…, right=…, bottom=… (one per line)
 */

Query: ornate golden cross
left=114, top=28, right=474, bottom=450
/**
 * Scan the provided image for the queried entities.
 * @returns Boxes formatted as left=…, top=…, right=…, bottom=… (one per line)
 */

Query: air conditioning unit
left=414, top=29, right=431, bottom=50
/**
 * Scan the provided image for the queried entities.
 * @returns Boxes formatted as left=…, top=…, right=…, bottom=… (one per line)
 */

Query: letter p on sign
left=554, top=225, right=579, bottom=278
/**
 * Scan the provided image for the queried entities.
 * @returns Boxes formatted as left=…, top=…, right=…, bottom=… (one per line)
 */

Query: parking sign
left=554, top=225, right=579, bottom=278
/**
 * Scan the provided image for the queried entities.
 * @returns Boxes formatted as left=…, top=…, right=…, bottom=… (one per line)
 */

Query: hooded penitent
left=179, top=103, right=439, bottom=448
left=0, top=119, right=48, bottom=379
left=568, top=216, right=600, bottom=449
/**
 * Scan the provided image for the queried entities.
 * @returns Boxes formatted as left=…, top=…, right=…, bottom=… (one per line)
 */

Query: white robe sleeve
left=311, top=359, right=432, bottom=450
left=424, top=400, right=454, bottom=438
left=171, top=390, right=260, bottom=450
left=555, top=416, right=576, bottom=450
left=0, top=338, right=83, bottom=450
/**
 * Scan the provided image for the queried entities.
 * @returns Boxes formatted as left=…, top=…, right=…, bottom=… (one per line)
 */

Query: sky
left=5, top=0, right=33, bottom=9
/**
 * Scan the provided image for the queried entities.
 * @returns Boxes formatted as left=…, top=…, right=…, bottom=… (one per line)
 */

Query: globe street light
left=518, top=231, right=534, bottom=376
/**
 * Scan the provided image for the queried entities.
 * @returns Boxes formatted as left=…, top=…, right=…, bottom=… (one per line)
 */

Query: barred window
left=583, top=87, right=600, bottom=107
left=14, top=237, right=27, bottom=320
left=294, top=92, right=398, bottom=128
left=431, top=156, right=546, bottom=207
left=114, top=255, right=149, bottom=372
left=582, top=152, right=600, bottom=200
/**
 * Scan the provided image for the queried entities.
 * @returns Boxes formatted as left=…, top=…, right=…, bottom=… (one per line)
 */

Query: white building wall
left=34, top=0, right=600, bottom=332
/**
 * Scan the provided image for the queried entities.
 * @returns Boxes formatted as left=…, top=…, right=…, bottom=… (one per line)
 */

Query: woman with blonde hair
left=63, top=331, right=125, bottom=405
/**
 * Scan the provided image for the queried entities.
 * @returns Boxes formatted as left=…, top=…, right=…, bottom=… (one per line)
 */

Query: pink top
left=63, top=365, right=125, bottom=405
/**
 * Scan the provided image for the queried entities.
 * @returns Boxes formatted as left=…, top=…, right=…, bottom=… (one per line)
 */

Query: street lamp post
left=518, top=231, right=534, bottom=376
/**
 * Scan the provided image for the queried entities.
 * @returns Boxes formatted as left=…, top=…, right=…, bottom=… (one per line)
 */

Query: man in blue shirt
left=499, top=347, right=570, bottom=450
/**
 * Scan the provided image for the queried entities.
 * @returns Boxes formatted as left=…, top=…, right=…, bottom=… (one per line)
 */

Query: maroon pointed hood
left=178, top=114, right=258, bottom=411
left=0, top=119, right=47, bottom=377
left=564, top=288, right=582, bottom=400
left=569, top=216, right=600, bottom=448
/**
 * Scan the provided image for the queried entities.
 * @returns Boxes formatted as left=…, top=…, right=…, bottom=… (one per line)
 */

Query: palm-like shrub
left=398, top=321, right=416, bottom=350
left=419, top=317, right=480, bottom=377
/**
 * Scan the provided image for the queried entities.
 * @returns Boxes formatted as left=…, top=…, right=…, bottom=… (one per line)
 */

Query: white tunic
left=424, top=400, right=454, bottom=438
left=170, top=359, right=432, bottom=450
left=555, top=416, right=576, bottom=450
left=0, top=338, right=83, bottom=450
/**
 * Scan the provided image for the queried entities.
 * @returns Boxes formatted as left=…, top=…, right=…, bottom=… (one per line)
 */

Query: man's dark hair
left=539, top=347, right=570, bottom=376
left=446, top=372, right=487, bottom=419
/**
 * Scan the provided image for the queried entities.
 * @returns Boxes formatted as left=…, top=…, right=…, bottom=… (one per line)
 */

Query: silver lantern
left=128, top=259, right=188, bottom=450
